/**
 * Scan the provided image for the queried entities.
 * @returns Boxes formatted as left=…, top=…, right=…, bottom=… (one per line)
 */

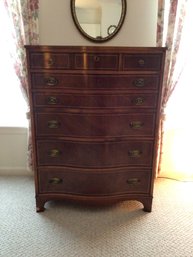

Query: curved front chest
left=25, top=45, right=166, bottom=212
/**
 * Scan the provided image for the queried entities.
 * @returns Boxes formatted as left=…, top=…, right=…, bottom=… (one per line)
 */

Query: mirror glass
left=71, top=0, right=127, bottom=42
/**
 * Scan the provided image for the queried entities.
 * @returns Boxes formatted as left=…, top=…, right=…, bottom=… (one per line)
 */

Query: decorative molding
left=0, top=127, right=27, bottom=135
left=0, top=167, right=31, bottom=176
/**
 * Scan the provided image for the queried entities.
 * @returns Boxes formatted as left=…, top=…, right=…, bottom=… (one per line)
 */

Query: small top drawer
left=29, top=53, right=72, bottom=69
left=74, top=54, right=119, bottom=70
left=122, top=54, right=162, bottom=71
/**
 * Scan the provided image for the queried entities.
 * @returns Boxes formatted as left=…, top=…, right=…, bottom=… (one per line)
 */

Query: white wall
left=39, top=0, right=158, bottom=46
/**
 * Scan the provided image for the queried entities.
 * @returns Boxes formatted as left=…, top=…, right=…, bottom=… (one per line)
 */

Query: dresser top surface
left=25, top=45, right=167, bottom=54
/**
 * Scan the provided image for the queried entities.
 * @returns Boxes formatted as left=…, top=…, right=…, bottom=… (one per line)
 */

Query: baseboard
left=0, top=167, right=32, bottom=176
left=0, top=127, right=27, bottom=135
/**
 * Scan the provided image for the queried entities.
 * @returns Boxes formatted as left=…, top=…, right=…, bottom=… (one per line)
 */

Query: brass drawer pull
left=48, top=149, right=61, bottom=157
left=48, top=58, right=54, bottom=66
left=44, top=77, right=58, bottom=86
left=130, top=121, right=144, bottom=129
left=127, top=178, right=140, bottom=185
left=128, top=150, right=142, bottom=158
left=133, top=78, right=145, bottom=87
left=49, top=177, right=63, bottom=184
left=138, top=59, right=145, bottom=66
left=48, top=120, right=60, bottom=129
left=47, top=96, right=58, bottom=105
left=133, top=97, right=145, bottom=105
left=94, top=56, right=100, bottom=62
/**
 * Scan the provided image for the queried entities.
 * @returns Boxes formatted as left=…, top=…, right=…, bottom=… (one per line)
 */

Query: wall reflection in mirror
left=71, top=0, right=127, bottom=42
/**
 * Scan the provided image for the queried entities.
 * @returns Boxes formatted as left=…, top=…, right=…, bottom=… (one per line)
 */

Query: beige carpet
left=1, top=175, right=193, bottom=257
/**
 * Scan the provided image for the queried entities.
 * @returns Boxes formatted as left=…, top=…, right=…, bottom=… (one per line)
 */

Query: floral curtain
left=156, top=0, right=188, bottom=173
left=3, top=0, right=39, bottom=170
left=157, top=0, right=165, bottom=46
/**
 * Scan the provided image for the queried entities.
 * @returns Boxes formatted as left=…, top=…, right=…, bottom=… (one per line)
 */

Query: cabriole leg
left=36, top=196, right=46, bottom=212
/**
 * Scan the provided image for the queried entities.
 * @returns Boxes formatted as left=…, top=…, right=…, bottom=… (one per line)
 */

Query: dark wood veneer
left=25, top=46, right=166, bottom=212
left=35, top=113, right=156, bottom=137
left=31, top=73, right=160, bottom=90
left=36, top=140, right=154, bottom=167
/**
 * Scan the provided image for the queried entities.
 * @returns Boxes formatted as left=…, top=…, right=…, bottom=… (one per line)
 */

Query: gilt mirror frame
left=71, top=0, right=127, bottom=43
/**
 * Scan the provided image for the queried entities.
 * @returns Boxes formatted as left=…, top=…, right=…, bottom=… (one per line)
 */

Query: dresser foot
left=142, top=199, right=152, bottom=212
left=36, top=206, right=45, bottom=212
left=36, top=197, right=46, bottom=212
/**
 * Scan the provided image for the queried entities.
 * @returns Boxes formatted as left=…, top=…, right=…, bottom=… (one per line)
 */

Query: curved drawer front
left=36, top=140, right=153, bottom=167
left=122, top=54, right=162, bottom=71
left=31, top=74, right=159, bottom=90
left=35, top=113, right=156, bottom=137
left=33, top=93, right=158, bottom=109
left=86, top=75, right=159, bottom=90
left=31, top=74, right=86, bottom=89
left=38, top=167, right=151, bottom=195
left=74, top=54, right=119, bottom=70
left=29, top=53, right=72, bottom=69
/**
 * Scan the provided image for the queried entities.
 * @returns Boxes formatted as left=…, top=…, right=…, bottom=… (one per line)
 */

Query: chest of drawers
left=25, top=46, right=166, bottom=212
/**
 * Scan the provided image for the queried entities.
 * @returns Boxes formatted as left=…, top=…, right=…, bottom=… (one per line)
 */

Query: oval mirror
left=71, top=0, right=127, bottom=42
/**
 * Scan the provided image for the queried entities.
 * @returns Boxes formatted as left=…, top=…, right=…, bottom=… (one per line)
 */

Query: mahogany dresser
left=25, top=46, right=166, bottom=212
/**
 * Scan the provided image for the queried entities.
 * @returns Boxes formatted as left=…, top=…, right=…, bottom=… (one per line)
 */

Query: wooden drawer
left=122, top=54, right=162, bottom=71
left=86, top=75, right=160, bottom=90
left=74, top=53, right=119, bottom=70
left=31, top=73, right=160, bottom=90
left=36, top=140, right=153, bottom=167
left=38, top=167, right=151, bottom=195
left=35, top=113, right=156, bottom=137
left=33, top=93, right=158, bottom=109
left=31, top=74, right=86, bottom=89
left=29, top=53, right=72, bottom=69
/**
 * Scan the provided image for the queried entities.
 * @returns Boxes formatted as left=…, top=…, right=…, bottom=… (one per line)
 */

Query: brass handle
left=47, top=96, right=58, bottom=105
left=48, top=58, right=54, bottom=66
left=133, top=97, right=145, bottom=105
left=138, top=59, right=145, bottom=66
left=49, top=177, right=63, bottom=184
left=133, top=78, right=145, bottom=87
left=128, top=150, right=142, bottom=158
left=44, top=77, right=58, bottom=86
left=48, top=149, right=61, bottom=157
left=94, top=56, right=100, bottom=62
left=127, top=178, right=140, bottom=185
left=48, top=120, right=60, bottom=129
left=130, top=121, right=144, bottom=129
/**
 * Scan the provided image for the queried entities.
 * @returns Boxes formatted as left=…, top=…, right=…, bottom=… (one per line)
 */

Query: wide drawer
left=35, top=113, right=156, bottom=137
left=29, top=53, right=72, bottom=69
left=36, top=140, right=153, bottom=167
left=33, top=93, right=158, bottom=109
left=31, top=73, right=160, bottom=90
left=74, top=53, right=119, bottom=70
left=122, top=54, right=162, bottom=71
left=38, top=167, right=151, bottom=195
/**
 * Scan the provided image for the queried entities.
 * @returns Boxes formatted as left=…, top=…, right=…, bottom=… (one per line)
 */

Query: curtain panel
left=157, top=0, right=165, bottom=47
left=156, top=0, right=188, bottom=173
left=3, top=0, right=39, bottom=170
left=3, top=0, right=39, bottom=98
